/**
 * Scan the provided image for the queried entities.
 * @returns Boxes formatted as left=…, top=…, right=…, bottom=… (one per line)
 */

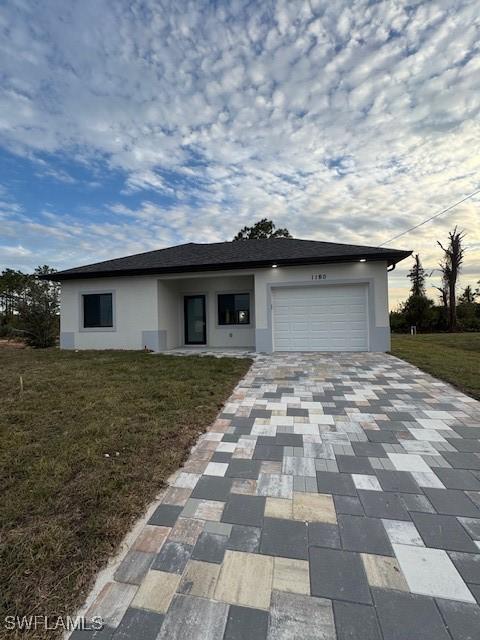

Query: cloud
left=0, top=245, right=32, bottom=257
left=0, top=0, right=478, bottom=306
left=0, top=224, right=34, bottom=269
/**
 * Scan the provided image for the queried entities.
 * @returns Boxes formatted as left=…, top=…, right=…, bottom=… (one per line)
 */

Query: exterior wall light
left=272, top=264, right=278, bottom=268
left=359, top=258, right=366, bottom=262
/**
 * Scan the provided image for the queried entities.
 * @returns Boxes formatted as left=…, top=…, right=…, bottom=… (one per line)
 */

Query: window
left=218, top=293, right=250, bottom=325
left=83, top=293, right=113, bottom=328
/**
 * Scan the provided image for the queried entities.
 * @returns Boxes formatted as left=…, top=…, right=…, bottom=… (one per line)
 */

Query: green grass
left=390, top=333, right=480, bottom=401
left=0, top=348, right=250, bottom=639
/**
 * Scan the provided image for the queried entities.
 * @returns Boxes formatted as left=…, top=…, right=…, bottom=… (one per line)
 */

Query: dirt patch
left=0, top=339, right=27, bottom=350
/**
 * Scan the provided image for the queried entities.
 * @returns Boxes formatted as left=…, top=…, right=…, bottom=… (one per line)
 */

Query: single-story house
left=45, top=238, right=411, bottom=353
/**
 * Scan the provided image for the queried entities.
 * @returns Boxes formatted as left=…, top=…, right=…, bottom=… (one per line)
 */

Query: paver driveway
left=78, top=353, right=480, bottom=640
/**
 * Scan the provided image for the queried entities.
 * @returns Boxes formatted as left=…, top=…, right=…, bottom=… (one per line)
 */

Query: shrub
left=17, top=268, right=60, bottom=348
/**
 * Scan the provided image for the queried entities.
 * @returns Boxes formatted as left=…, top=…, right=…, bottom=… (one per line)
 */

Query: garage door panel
left=310, top=315, right=364, bottom=326
left=272, top=284, right=368, bottom=352
left=290, top=323, right=308, bottom=331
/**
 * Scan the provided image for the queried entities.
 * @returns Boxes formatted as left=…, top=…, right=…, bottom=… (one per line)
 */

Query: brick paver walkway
left=77, top=353, right=480, bottom=640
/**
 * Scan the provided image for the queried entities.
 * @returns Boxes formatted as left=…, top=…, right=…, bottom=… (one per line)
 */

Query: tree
left=457, top=284, right=480, bottom=332
left=459, top=285, right=477, bottom=305
left=432, top=271, right=449, bottom=330
left=0, top=268, right=29, bottom=319
left=402, top=294, right=435, bottom=332
left=8, top=266, right=60, bottom=347
left=407, top=254, right=427, bottom=297
left=389, top=308, right=409, bottom=333
left=434, top=281, right=448, bottom=308
left=233, top=218, right=292, bottom=240
left=401, top=253, right=435, bottom=331
left=437, top=226, right=465, bottom=332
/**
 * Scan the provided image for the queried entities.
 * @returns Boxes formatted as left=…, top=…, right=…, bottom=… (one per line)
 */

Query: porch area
left=156, top=273, right=256, bottom=352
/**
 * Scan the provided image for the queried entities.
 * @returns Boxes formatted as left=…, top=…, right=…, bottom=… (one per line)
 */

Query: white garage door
left=272, top=284, right=368, bottom=352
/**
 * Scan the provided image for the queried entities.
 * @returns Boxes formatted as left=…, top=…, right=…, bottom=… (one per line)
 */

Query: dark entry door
left=184, top=295, right=206, bottom=345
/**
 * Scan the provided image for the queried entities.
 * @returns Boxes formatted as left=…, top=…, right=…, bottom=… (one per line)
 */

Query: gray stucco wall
left=60, top=331, right=75, bottom=349
left=141, top=330, right=167, bottom=352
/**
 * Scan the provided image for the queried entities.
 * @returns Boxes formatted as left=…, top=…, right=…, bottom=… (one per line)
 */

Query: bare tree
left=434, top=281, right=448, bottom=308
left=437, top=226, right=465, bottom=332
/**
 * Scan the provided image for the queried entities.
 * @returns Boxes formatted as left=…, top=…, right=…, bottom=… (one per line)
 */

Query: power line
left=379, top=188, right=480, bottom=246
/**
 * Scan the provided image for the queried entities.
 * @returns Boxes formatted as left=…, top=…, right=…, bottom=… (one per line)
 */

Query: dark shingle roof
left=44, top=238, right=411, bottom=280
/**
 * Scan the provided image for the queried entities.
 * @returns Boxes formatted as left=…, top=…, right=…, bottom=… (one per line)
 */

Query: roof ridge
left=41, top=237, right=412, bottom=280
left=187, top=237, right=388, bottom=249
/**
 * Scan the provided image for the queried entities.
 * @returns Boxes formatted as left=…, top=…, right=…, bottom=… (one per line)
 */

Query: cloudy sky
left=0, top=0, right=479, bottom=307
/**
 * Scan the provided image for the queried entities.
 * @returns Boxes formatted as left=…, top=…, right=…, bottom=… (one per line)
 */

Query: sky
left=0, top=0, right=479, bottom=309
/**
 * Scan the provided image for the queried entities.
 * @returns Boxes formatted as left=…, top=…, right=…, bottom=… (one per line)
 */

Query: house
left=45, top=238, right=411, bottom=353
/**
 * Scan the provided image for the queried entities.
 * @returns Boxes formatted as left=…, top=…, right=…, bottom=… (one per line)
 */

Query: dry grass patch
left=0, top=348, right=250, bottom=638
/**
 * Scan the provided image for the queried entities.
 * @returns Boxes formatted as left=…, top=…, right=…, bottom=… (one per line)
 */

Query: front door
left=184, top=295, right=206, bottom=345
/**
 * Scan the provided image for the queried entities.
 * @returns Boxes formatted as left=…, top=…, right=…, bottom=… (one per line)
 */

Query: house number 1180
left=311, top=274, right=327, bottom=280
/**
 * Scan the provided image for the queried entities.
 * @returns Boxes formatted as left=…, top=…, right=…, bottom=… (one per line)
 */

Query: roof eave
left=40, top=251, right=412, bottom=281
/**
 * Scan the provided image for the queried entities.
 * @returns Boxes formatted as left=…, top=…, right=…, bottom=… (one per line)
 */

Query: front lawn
left=390, top=333, right=480, bottom=401
left=0, top=348, right=250, bottom=638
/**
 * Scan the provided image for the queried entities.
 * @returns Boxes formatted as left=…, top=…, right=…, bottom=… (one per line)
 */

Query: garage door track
left=79, top=352, right=480, bottom=640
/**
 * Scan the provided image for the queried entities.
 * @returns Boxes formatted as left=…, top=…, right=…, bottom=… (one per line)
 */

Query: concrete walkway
left=75, top=353, right=480, bottom=640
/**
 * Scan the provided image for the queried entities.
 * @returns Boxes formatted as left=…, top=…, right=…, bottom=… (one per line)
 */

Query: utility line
left=379, top=188, right=480, bottom=246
